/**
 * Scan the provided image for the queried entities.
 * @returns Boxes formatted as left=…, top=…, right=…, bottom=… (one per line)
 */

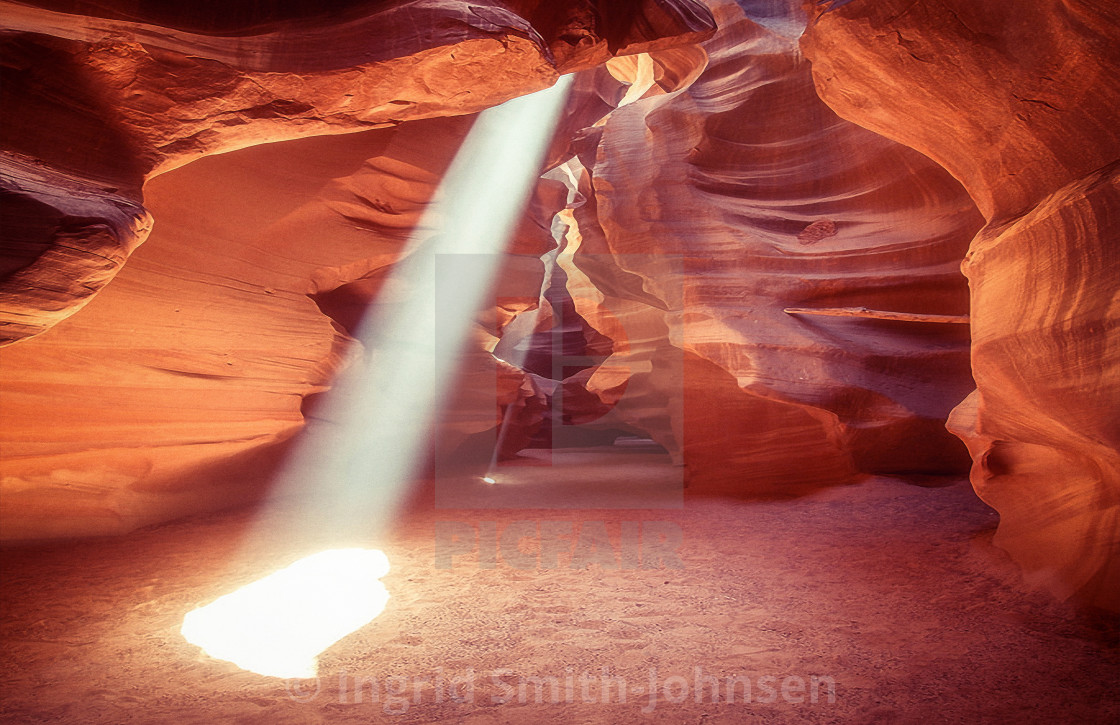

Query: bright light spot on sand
left=181, top=549, right=390, bottom=679
left=180, top=77, right=573, bottom=681
left=482, top=476, right=497, bottom=484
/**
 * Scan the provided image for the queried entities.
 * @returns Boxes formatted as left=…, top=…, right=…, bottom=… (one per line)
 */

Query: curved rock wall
left=1, top=0, right=1115, bottom=613
left=0, top=0, right=714, bottom=538
left=803, top=0, right=1120, bottom=608
left=0, top=123, right=428, bottom=538
left=0, top=112, right=567, bottom=539
left=0, top=0, right=715, bottom=346
left=555, top=0, right=982, bottom=491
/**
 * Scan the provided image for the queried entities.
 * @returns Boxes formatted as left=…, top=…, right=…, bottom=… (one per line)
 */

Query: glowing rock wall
left=0, top=0, right=715, bottom=345
left=0, top=0, right=715, bottom=537
left=1, top=0, right=1117, bottom=611
left=803, top=0, right=1120, bottom=608
left=556, top=0, right=982, bottom=491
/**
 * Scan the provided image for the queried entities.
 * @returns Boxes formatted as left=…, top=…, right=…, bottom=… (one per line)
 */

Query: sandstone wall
left=0, top=0, right=715, bottom=538
left=803, top=0, right=1120, bottom=608
left=553, top=0, right=982, bottom=492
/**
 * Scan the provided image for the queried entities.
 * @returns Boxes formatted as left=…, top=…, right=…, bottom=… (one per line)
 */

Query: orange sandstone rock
left=803, top=0, right=1120, bottom=609
left=0, top=0, right=714, bottom=538
left=0, top=0, right=715, bottom=346
left=557, top=1, right=982, bottom=490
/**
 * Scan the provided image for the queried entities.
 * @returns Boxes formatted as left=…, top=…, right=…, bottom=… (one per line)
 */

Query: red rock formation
left=0, top=124, right=416, bottom=538
left=803, top=0, right=1120, bottom=608
left=0, top=0, right=715, bottom=538
left=1, top=0, right=715, bottom=179
left=0, top=156, right=151, bottom=343
left=0, top=0, right=716, bottom=346
left=2, top=0, right=1115, bottom=616
left=0, top=114, right=562, bottom=539
left=553, top=0, right=983, bottom=491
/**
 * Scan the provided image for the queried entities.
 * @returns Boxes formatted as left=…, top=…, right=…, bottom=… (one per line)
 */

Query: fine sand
left=2, top=471, right=1118, bottom=724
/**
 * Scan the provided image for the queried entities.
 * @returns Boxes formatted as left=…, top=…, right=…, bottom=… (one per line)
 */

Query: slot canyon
left=0, top=1, right=1117, bottom=722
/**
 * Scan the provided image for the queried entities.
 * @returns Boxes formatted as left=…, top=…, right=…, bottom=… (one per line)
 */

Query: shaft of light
left=181, top=77, right=573, bottom=679
left=260, top=75, right=573, bottom=545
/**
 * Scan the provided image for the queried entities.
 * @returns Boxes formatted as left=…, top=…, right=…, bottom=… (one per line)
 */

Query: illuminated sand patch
left=181, top=549, right=390, bottom=678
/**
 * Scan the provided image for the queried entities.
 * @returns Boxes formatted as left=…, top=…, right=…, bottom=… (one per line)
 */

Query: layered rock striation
left=1, top=0, right=1116, bottom=613
left=549, top=0, right=982, bottom=492
left=803, top=0, right=1120, bottom=608
left=0, top=0, right=715, bottom=345
left=0, top=0, right=715, bottom=537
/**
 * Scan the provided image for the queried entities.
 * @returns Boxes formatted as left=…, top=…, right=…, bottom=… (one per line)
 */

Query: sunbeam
left=180, top=75, right=574, bottom=677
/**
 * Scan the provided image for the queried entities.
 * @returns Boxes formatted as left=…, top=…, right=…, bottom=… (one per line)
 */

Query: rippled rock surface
left=0, top=0, right=714, bottom=537
left=553, top=0, right=982, bottom=492
left=804, top=0, right=1120, bottom=609
left=0, top=0, right=715, bottom=345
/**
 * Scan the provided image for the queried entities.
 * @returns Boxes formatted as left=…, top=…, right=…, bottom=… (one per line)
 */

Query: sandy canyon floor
left=2, top=467, right=1118, bottom=724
